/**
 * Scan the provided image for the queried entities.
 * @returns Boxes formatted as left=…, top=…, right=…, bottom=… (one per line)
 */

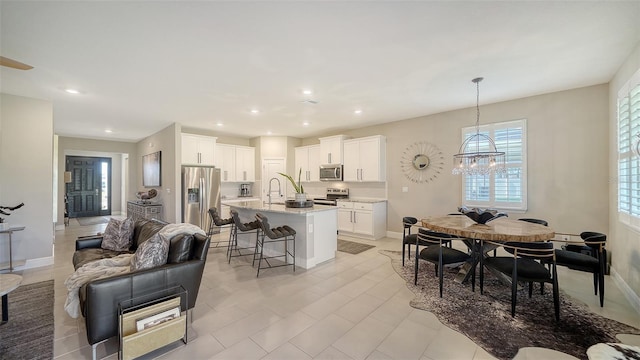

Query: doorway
left=66, top=156, right=112, bottom=218
left=262, top=158, right=286, bottom=204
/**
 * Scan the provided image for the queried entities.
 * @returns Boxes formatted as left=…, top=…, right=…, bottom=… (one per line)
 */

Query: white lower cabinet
left=337, top=200, right=387, bottom=240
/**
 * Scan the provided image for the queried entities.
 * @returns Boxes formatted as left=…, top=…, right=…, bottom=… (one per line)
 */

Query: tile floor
left=14, top=218, right=640, bottom=359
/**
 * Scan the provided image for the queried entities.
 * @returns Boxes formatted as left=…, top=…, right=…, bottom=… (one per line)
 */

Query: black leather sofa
left=72, top=218, right=210, bottom=352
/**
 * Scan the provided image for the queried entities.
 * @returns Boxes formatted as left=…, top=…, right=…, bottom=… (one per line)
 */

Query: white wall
left=304, top=84, right=610, bottom=235
left=0, top=93, right=54, bottom=268
left=609, top=41, right=640, bottom=309
left=137, top=123, right=181, bottom=223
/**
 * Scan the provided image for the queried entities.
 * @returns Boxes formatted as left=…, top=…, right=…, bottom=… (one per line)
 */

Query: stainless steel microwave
left=319, top=164, right=343, bottom=181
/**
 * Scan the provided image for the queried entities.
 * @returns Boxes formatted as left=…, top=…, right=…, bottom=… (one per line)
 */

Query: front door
left=66, top=156, right=111, bottom=218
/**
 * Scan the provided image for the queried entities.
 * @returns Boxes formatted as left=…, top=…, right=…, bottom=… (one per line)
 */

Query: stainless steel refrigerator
left=181, top=166, right=221, bottom=234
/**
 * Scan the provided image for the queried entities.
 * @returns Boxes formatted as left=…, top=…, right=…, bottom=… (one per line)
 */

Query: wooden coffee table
left=0, top=274, right=22, bottom=324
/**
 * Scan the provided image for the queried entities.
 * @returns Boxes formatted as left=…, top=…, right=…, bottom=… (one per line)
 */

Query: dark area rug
left=380, top=250, right=640, bottom=360
left=77, top=216, right=110, bottom=226
left=337, top=239, right=375, bottom=254
left=0, top=280, right=54, bottom=360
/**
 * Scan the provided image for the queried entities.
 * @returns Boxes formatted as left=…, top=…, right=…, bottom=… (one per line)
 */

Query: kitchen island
left=229, top=200, right=338, bottom=269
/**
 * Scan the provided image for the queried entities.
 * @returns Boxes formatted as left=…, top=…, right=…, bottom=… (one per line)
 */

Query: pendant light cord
left=473, top=77, right=483, bottom=152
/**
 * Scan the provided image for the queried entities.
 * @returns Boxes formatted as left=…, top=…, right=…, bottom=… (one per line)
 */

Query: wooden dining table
left=421, top=215, right=555, bottom=242
left=420, top=215, right=555, bottom=284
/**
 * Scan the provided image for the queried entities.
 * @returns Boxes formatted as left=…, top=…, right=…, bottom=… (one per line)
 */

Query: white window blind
left=618, top=68, right=640, bottom=227
left=462, top=119, right=527, bottom=211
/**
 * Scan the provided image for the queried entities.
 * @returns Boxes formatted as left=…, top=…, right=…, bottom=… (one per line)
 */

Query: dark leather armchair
left=72, top=219, right=210, bottom=352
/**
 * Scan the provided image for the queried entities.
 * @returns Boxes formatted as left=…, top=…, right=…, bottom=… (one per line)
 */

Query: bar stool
left=254, top=213, right=296, bottom=277
left=207, top=207, right=234, bottom=249
left=228, top=209, right=261, bottom=263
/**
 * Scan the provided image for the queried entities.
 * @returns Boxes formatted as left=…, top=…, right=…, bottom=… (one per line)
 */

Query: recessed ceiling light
left=267, top=131, right=272, bottom=135
left=65, top=88, right=80, bottom=94
left=302, top=122, right=310, bottom=126
left=104, top=129, right=112, bottom=133
left=302, top=89, right=313, bottom=95
left=216, top=123, right=224, bottom=127
left=354, top=109, right=363, bottom=115
left=251, top=109, right=259, bottom=114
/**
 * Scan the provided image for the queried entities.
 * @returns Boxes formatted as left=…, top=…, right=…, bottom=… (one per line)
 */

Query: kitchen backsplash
left=224, top=181, right=386, bottom=200
left=302, top=181, right=386, bottom=200
left=221, top=182, right=256, bottom=199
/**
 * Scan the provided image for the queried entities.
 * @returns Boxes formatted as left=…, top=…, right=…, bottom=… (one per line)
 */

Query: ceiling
left=1, top=1, right=639, bottom=142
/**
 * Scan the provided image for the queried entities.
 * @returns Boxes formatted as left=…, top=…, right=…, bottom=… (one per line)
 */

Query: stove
left=313, top=188, right=349, bottom=206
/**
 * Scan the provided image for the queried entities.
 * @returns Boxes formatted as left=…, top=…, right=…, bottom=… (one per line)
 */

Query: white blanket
left=64, top=223, right=205, bottom=319
left=161, top=223, right=206, bottom=239
left=64, top=254, right=133, bottom=318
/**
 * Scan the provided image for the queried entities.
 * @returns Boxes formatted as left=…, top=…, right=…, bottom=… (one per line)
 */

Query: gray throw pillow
left=130, top=233, right=169, bottom=271
left=101, top=217, right=134, bottom=252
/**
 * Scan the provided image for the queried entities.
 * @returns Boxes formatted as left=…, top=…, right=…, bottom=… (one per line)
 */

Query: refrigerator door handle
left=200, top=177, right=205, bottom=226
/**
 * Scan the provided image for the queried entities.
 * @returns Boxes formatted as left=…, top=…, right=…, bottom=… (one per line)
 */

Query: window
left=617, top=69, right=640, bottom=227
left=462, top=119, right=527, bottom=211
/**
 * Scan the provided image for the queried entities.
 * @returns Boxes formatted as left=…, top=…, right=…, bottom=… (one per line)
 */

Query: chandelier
left=452, top=77, right=506, bottom=175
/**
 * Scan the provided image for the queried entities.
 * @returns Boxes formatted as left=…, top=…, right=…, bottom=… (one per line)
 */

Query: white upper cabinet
left=319, top=135, right=350, bottom=165
left=214, top=144, right=255, bottom=182
left=235, top=146, right=255, bottom=182
left=182, top=134, right=216, bottom=166
left=215, top=144, right=236, bottom=182
left=295, top=145, right=320, bottom=182
left=343, top=135, right=386, bottom=182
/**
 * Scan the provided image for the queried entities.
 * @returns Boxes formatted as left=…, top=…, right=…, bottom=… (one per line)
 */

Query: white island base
left=229, top=201, right=338, bottom=269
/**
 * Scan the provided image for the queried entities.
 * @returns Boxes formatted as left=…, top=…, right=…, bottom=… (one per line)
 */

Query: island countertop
left=229, top=200, right=337, bottom=214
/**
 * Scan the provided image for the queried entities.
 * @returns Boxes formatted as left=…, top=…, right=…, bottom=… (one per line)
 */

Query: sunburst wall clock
left=400, top=141, right=444, bottom=183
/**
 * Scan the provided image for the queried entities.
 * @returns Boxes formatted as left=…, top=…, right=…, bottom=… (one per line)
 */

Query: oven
left=313, top=188, right=349, bottom=206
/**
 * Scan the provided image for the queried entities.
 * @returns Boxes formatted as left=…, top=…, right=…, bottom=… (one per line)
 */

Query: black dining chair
left=480, top=240, right=560, bottom=321
left=402, top=217, right=418, bottom=266
left=490, top=218, right=548, bottom=258
left=414, top=229, right=472, bottom=297
left=517, top=218, right=549, bottom=293
left=518, top=218, right=549, bottom=226
left=402, top=216, right=437, bottom=265
left=551, top=231, right=607, bottom=307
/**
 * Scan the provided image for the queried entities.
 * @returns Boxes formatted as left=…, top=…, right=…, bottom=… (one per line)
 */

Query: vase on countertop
left=295, top=193, right=307, bottom=202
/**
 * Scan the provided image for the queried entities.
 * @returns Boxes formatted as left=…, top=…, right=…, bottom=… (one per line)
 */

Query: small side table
left=0, top=226, right=25, bottom=271
left=0, top=274, right=22, bottom=324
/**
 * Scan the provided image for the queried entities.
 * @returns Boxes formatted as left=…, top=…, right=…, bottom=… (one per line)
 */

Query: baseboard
left=55, top=223, right=65, bottom=231
left=13, top=256, right=54, bottom=271
left=610, top=266, right=640, bottom=315
left=386, top=231, right=402, bottom=239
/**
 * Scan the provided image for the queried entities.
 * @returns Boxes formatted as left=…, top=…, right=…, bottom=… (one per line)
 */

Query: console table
left=0, top=226, right=25, bottom=272
left=126, top=202, right=163, bottom=222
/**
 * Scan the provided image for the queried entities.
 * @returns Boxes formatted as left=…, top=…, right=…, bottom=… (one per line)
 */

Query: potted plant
left=0, top=202, right=24, bottom=230
left=278, top=169, right=306, bottom=202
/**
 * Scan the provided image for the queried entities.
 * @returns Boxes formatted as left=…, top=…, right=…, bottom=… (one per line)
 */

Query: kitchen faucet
left=267, top=177, right=282, bottom=205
